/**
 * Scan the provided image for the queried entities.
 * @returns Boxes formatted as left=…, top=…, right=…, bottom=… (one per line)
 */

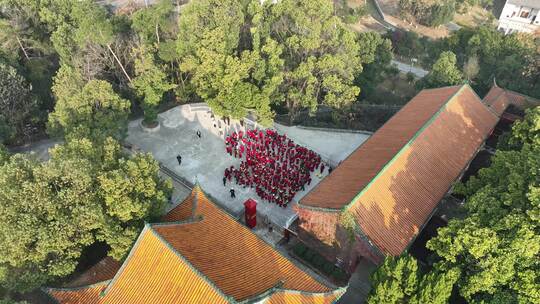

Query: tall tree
left=427, top=108, right=540, bottom=303
left=265, top=0, right=361, bottom=121
left=421, top=51, right=463, bottom=88
left=48, top=78, right=130, bottom=141
left=131, top=0, right=176, bottom=45
left=0, top=137, right=172, bottom=292
left=367, top=254, right=459, bottom=304
left=354, top=32, right=393, bottom=99
left=0, top=153, right=100, bottom=292
left=131, top=45, right=176, bottom=126
left=443, top=26, right=539, bottom=98
left=177, top=0, right=283, bottom=125
left=0, top=62, right=36, bottom=144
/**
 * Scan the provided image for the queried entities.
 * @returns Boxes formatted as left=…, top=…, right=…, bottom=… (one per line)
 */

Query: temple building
left=45, top=186, right=345, bottom=304
left=295, top=84, right=538, bottom=273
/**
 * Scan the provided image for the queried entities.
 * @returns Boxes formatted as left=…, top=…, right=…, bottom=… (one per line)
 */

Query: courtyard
left=126, top=104, right=370, bottom=228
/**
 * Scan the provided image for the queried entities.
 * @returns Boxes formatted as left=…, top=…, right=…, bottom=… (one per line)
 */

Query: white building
left=497, top=0, right=540, bottom=34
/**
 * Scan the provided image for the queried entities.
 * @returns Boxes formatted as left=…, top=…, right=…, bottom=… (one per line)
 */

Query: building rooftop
left=298, top=85, right=499, bottom=256
left=46, top=186, right=345, bottom=303
left=483, top=85, right=540, bottom=116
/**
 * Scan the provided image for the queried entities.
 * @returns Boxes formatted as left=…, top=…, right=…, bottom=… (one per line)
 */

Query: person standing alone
left=230, top=188, right=236, bottom=198
left=176, top=155, right=182, bottom=166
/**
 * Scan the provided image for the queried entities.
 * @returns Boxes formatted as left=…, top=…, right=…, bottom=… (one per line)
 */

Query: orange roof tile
left=63, top=257, right=121, bottom=288
left=264, top=289, right=346, bottom=304
left=47, top=187, right=342, bottom=304
left=299, top=85, right=463, bottom=209
left=46, top=282, right=108, bottom=304
left=161, top=188, right=196, bottom=222
left=153, top=188, right=332, bottom=301
left=483, top=85, right=540, bottom=116
left=346, top=86, right=498, bottom=256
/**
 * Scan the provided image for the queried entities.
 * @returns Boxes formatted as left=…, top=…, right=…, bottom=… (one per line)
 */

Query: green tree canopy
left=0, top=137, right=172, bottom=292
left=131, top=0, right=176, bottom=45
left=443, top=26, right=539, bottom=98
left=132, top=45, right=176, bottom=125
left=367, top=254, right=459, bottom=304
left=427, top=108, right=540, bottom=303
left=265, top=0, right=361, bottom=120
left=177, top=0, right=283, bottom=125
left=48, top=78, right=130, bottom=141
left=0, top=153, right=99, bottom=291
left=0, top=62, right=37, bottom=144
left=421, top=51, right=463, bottom=88
left=354, top=32, right=393, bottom=99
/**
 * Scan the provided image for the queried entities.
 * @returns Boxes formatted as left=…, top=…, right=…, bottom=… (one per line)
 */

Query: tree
left=49, top=137, right=172, bottom=261
left=0, top=137, right=172, bottom=292
left=421, top=51, right=463, bottom=88
left=368, top=255, right=419, bottom=304
left=0, top=62, right=37, bottom=144
left=462, top=55, right=479, bottom=83
left=354, top=32, right=393, bottom=99
left=131, top=0, right=176, bottom=45
left=97, top=151, right=172, bottom=259
left=132, top=45, right=176, bottom=126
left=0, top=144, right=9, bottom=165
left=443, top=26, right=539, bottom=98
left=428, top=1, right=455, bottom=27
left=0, top=0, right=54, bottom=61
left=0, top=153, right=99, bottom=292
left=265, top=0, right=361, bottom=121
left=367, top=254, right=459, bottom=304
left=177, top=0, right=283, bottom=125
left=427, top=108, right=540, bottom=303
left=399, top=0, right=456, bottom=27
left=48, top=79, right=130, bottom=141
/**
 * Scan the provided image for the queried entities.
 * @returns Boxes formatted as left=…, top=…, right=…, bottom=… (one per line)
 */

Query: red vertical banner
left=244, top=199, right=257, bottom=228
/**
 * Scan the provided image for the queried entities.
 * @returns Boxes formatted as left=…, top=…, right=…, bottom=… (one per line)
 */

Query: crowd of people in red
left=224, top=129, right=324, bottom=207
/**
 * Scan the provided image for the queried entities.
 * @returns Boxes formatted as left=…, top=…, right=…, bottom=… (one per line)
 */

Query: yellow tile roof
left=46, top=186, right=343, bottom=304
left=154, top=187, right=332, bottom=301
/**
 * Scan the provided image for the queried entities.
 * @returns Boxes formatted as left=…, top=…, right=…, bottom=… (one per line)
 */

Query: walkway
left=391, top=60, right=429, bottom=78
left=337, top=259, right=377, bottom=304
left=126, top=104, right=369, bottom=229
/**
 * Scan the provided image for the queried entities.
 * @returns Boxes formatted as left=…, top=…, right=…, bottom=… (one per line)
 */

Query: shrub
left=322, top=262, right=335, bottom=275
left=312, top=254, right=325, bottom=268
left=304, top=249, right=315, bottom=261
left=332, top=268, right=348, bottom=282
left=293, top=243, right=307, bottom=257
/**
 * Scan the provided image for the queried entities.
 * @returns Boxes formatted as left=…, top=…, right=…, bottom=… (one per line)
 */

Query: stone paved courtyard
left=127, top=104, right=370, bottom=228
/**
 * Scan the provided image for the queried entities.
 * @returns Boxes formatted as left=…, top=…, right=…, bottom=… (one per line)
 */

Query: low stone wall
left=296, top=125, right=373, bottom=135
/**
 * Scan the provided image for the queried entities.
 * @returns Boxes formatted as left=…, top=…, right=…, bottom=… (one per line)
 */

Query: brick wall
left=296, top=206, right=386, bottom=273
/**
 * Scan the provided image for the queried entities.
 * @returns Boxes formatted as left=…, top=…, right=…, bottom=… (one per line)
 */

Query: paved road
left=337, top=259, right=377, bottom=304
left=391, top=60, right=429, bottom=78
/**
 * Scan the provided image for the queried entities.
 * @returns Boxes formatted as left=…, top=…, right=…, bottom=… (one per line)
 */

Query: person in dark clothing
left=230, top=188, right=236, bottom=198
left=176, top=155, right=182, bottom=166
left=196, top=130, right=201, bottom=138
left=328, top=166, right=333, bottom=174
left=223, top=176, right=227, bottom=186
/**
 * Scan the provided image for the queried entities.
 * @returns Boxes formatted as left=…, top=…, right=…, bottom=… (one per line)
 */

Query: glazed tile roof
left=348, top=86, right=498, bottom=255
left=63, top=257, right=121, bottom=288
left=299, top=85, right=464, bottom=209
left=153, top=188, right=333, bottom=301
left=264, top=290, right=345, bottom=304
left=299, top=85, right=499, bottom=256
left=47, top=282, right=108, bottom=304
left=483, top=85, right=540, bottom=116
left=46, top=186, right=343, bottom=303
